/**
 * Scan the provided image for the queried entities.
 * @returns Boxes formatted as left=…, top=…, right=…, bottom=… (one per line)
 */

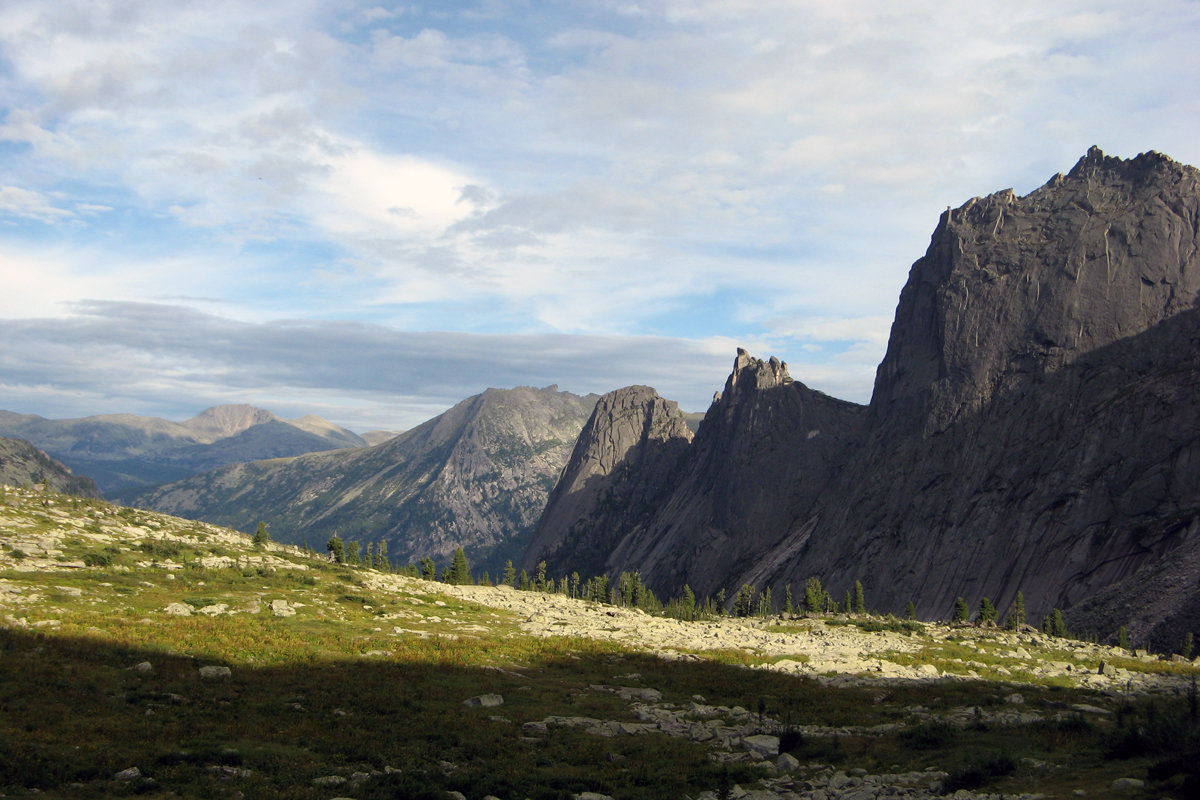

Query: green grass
left=3, top=487, right=1200, bottom=798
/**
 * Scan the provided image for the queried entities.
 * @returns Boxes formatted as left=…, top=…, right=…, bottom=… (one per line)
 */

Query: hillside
left=2, top=485, right=1199, bottom=798
left=0, top=405, right=367, bottom=494
left=527, top=148, right=1200, bottom=652
left=124, top=386, right=598, bottom=575
left=0, top=436, right=101, bottom=498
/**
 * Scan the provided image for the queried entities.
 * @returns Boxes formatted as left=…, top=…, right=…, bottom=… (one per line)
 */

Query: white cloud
left=0, top=186, right=74, bottom=223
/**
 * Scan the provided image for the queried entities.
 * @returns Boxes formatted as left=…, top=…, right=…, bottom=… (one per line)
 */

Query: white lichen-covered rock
left=198, top=665, right=231, bottom=680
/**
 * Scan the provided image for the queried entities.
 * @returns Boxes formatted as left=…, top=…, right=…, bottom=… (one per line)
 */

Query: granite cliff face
left=531, top=148, right=1200, bottom=648
left=127, top=387, right=597, bottom=574
left=521, top=385, right=694, bottom=577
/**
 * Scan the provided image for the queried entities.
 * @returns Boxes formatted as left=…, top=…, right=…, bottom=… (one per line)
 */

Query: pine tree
left=976, top=597, right=997, bottom=626
left=905, top=600, right=917, bottom=620
left=733, top=584, right=756, bottom=617
left=784, top=584, right=794, bottom=616
left=365, top=542, right=374, bottom=569
left=803, top=577, right=824, bottom=614
left=345, top=540, right=360, bottom=566
left=1118, top=625, right=1129, bottom=651
left=715, top=588, right=727, bottom=615
left=1005, top=591, right=1026, bottom=630
left=570, top=572, right=581, bottom=599
left=952, top=597, right=970, bottom=624
left=843, top=589, right=853, bottom=615
left=682, top=584, right=696, bottom=617
left=518, top=570, right=530, bottom=591
left=376, top=540, right=389, bottom=571
left=1183, top=632, right=1195, bottom=660
left=419, top=556, right=436, bottom=581
left=854, top=580, right=866, bottom=615
left=449, top=547, right=470, bottom=585
left=535, top=560, right=548, bottom=591
left=756, top=587, right=773, bottom=617
left=326, top=535, right=345, bottom=564
left=503, top=560, right=517, bottom=587
left=1042, top=608, right=1068, bottom=638
left=252, top=521, right=271, bottom=548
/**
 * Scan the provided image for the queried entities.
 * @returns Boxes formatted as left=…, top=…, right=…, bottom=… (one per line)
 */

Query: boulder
left=198, top=665, right=232, bottom=680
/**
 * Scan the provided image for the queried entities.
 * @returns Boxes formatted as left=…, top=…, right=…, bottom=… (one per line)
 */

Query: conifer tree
left=503, top=560, right=517, bottom=587
left=376, top=540, right=389, bottom=571
left=905, top=600, right=917, bottom=620
left=854, top=580, right=866, bottom=615
left=419, top=556, right=436, bottom=581
left=1042, top=608, right=1068, bottom=638
left=976, top=597, right=997, bottom=626
left=448, top=547, right=470, bottom=585
left=756, top=586, right=773, bottom=617
left=326, top=535, right=345, bottom=564
left=952, top=597, right=970, bottom=624
left=1005, top=591, right=1026, bottom=630
left=784, top=584, right=794, bottom=616
left=570, top=572, right=581, bottom=599
left=715, top=587, right=727, bottom=614
left=844, top=589, right=853, bottom=615
left=252, top=521, right=271, bottom=548
left=535, top=560, right=548, bottom=591
left=365, top=542, right=374, bottom=569
left=1183, top=632, right=1195, bottom=660
left=345, top=540, right=360, bottom=566
left=803, top=577, right=824, bottom=614
left=733, top=584, right=756, bottom=617
left=1118, top=625, right=1129, bottom=651
left=518, top=569, right=530, bottom=591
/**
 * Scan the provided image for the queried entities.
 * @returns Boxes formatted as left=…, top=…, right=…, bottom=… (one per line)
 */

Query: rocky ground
left=2, top=485, right=1195, bottom=799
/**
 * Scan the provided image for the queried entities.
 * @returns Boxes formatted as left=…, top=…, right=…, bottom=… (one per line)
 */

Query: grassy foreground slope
left=2, top=485, right=1199, bottom=799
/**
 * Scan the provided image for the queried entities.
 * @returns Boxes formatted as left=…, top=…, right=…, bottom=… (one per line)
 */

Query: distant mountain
left=361, top=430, right=404, bottom=446
left=527, top=148, right=1200, bottom=650
left=0, top=436, right=101, bottom=498
left=124, top=386, right=598, bottom=575
left=0, top=405, right=367, bottom=494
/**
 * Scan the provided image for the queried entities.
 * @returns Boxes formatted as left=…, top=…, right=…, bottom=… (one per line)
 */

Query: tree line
left=312, top=535, right=1195, bottom=656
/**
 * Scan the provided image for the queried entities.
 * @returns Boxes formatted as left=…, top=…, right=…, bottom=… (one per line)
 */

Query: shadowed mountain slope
left=0, top=436, right=102, bottom=498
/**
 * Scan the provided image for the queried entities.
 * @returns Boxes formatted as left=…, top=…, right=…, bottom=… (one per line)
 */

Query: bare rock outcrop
left=522, top=385, right=693, bottom=577
left=530, top=148, right=1200, bottom=647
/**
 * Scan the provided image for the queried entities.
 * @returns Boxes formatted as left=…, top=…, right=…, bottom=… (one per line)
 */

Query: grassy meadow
left=2, top=485, right=1199, bottom=799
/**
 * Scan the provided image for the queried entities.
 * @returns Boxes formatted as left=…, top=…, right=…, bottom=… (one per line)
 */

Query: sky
left=1, top=1, right=1198, bottom=432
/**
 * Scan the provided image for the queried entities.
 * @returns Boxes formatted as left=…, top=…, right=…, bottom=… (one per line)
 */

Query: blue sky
left=2, top=0, right=1198, bottom=431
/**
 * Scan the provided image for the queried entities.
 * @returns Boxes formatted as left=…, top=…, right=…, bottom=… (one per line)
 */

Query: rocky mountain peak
left=183, top=405, right=278, bottom=442
left=712, top=348, right=792, bottom=405
left=871, top=146, right=1200, bottom=434
left=522, top=385, right=695, bottom=576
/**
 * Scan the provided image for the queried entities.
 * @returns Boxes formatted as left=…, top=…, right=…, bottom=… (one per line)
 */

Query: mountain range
left=0, top=404, right=367, bottom=494
left=122, top=386, right=598, bottom=575
left=526, top=147, right=1200, bottom=651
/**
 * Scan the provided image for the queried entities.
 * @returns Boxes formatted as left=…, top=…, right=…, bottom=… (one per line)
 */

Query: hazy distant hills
left=0, top=436, right=101, bottom=497
left=527, top=148, right=1200, bottom=650
left=124, top=386, right=598, bottom=575
left=0, top=404, right=367, bottom=494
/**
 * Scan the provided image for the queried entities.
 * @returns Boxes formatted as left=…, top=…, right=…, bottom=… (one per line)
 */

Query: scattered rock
left=127, top=661, right=153, bottom=674
left=114, top=767, right=141, bottom=781
left=776, top=753, right=800, bottom=772
left=742, top=734, right=780, bottom=757
left=1111, top=777, right=1145, bottom=790
left=198, top=665, right=232, bottom=680
left=312, top=775, right=347, bottom=786
left=164, top=602, right=193, bottom=616
left=269, top=599, right=296, bottom=617
left=463, top=693, right=504, bottom=708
